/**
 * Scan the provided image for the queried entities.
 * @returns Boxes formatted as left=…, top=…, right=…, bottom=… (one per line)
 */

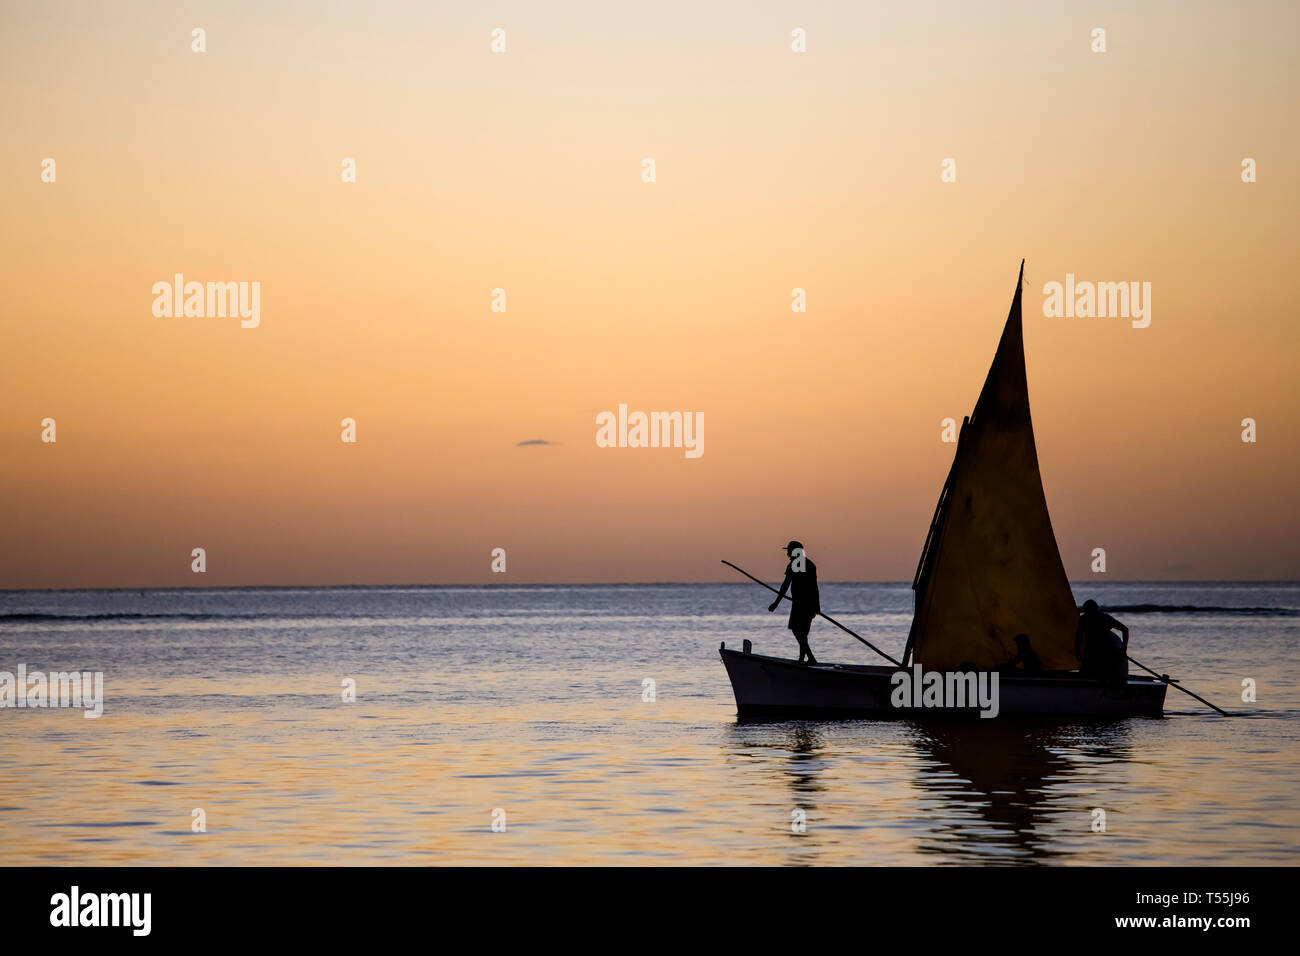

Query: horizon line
left=3, top=578, right=1298, bottom=595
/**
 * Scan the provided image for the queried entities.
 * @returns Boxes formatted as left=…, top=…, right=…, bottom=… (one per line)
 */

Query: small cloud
left=516, top=439, right=555, bottom=446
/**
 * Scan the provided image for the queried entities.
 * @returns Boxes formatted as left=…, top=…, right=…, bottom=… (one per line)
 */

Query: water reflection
left=725, top=722, right=830, bottom=864
left=721, top=717, right=1140, bottom=865
left=909, top=720, right=1134, bottom=863
left=782, top=723, right=827, bottom=804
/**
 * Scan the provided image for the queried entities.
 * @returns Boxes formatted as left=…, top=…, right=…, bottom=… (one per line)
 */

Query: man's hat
left=782, top=540, right=804, bottom=552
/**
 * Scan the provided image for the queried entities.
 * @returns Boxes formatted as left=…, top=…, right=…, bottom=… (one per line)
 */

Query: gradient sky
left=2, top=0, right=1297, bottom=587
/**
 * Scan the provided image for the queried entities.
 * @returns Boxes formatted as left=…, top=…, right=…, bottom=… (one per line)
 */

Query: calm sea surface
left=1, top=582, right=1297, bottom=865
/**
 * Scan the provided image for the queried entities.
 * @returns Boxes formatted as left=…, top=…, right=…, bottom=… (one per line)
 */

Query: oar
left=1126, top=654, right=1230, bottom=716
left=721, top=559, right=902, bottom=666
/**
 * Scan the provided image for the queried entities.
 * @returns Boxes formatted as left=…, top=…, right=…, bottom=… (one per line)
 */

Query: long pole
left=1126, top=654, right=1230, bottom=716
left=722, top=559, right=902, bottom=667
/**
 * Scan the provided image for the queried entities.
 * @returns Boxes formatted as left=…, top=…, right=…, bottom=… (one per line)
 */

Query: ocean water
left=0, top=581, right=1297, bottom=865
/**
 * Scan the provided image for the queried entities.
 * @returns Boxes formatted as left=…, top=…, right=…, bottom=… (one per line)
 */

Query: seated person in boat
left=768, top=540, right=820, bottom=664
left=998, top=633, right=1044, bottom=675
left=1075, top=600, right=1129, bottom=680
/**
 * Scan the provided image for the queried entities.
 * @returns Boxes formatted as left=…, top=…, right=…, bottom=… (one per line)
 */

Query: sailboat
left=719, top=262, right=1167, bottom=719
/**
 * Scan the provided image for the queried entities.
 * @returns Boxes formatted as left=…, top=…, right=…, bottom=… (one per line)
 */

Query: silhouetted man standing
left=768, top=540, right=820, bottom=664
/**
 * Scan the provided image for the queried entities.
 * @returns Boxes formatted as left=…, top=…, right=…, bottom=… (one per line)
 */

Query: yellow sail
left=905, top=262, right=1079, bottom=671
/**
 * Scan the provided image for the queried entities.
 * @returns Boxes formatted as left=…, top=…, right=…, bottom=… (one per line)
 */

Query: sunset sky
left=2, top=0, right=1297, bottom=588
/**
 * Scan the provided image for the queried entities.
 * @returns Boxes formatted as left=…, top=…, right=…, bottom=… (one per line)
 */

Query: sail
left=905, top=262, right=1080, bottom=671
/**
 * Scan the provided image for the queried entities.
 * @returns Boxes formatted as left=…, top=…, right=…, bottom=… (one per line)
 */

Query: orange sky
left=2, top=1, right=1297, bottom=588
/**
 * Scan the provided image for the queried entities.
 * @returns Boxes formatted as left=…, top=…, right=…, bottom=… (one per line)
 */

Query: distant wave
left=1102, top=604, right=1299, bottom=617
left=3, top=604, right=1296, bottom=623
left=0, top=612, right=275, bottom=623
